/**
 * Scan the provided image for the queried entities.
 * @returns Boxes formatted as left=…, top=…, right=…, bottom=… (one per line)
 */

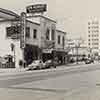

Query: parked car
left=85, top=58, right=94, bottom=64
left=45, top=60, right=56, bottom=68
left=27, top=60, right=45, bottom=70
left=69, top=58, right=75, bottom=63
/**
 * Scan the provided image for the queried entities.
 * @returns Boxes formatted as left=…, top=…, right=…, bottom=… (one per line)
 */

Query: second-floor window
left=58, top=35, right=61, bottom=44
left=26, top=27, right=30, bottom=38
left=33, top=29, right=37, bottom=39
left=51, top=29, right=55, bottom=40
left=46, top=28, right=50, bottom=40
left=62, top=36, right=65, bottom=47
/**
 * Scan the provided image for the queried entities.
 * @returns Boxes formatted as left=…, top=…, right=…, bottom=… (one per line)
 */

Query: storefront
left=52, top=50, right=67, bottom=65
left=42, top=49, right=53, bottom=62
left=42, top=48, right=67, bottom=65
left=24, top=44, right=41, bottom=65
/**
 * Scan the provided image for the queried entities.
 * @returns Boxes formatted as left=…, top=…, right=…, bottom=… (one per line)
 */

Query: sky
left=0, top=0, right=99, bottom=40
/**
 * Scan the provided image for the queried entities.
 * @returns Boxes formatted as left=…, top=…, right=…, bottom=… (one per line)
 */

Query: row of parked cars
left=69, top=57, right=94, bottom=64
left=27, top=60, right=57, bottom=71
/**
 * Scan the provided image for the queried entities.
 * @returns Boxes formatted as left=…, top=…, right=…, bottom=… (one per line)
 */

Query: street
left=0, top=63, right=100, bottom=100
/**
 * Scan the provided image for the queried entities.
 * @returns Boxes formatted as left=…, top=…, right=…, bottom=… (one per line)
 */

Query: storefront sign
left=26, top=4, right=47, bottom=14
left=6, top=26, right=21, bottom=39
left=20, top=12, right=26, bottom=49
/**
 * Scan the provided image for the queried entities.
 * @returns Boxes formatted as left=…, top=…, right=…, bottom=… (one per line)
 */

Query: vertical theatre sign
left=20, top=12, right=26, bottom=49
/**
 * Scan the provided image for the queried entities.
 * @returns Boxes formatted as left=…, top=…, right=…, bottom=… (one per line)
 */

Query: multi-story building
left=87, top=19, right=100, bottom=56
left=0, top=7, right=67, bottom=68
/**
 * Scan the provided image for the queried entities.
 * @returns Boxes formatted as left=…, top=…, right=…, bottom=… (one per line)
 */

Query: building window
left=88, top=43, right=90, bottom=45
left=62, top=36, right=65, bottom=48
left=97, top=30, right=99, bottom=32
left=33, top=29, right=37, bottom=39
left=26, top=27, right=30, bottom=38
left=51, top=29, right=55, bottom=40
left=58, top=35, right=61, bottom=44
left=88, top=22, right=90, bottom=25
left=46, top=28, right=50, bottom=40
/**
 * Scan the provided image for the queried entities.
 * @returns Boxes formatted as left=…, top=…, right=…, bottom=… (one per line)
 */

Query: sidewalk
left=0, top=68, right=26, bottom=73
left=0, top=61, right=99, bottom=74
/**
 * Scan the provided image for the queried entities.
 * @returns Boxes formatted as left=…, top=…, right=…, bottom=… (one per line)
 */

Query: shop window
left=26, top=27, right=30, bottom=38
left=58, top=35, right=61, bottom=44
left=33, top=29, right=37, bottom=39
left=46, top=28, right=50, bottom=40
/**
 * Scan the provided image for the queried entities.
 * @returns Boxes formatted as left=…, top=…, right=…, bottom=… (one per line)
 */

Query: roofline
left=26, top=15, right=56, bottom=23
left=0, top=18, right=40, bottom=26
left=26, top=20, right=40, bottom=26
left=0, top=8, right=19, bottom=18
left=56, top=29, right=66, bottom=34
left=0, top=19, right=19, bottom=23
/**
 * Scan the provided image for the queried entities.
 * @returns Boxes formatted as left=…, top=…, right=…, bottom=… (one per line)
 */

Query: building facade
left=0, top=8, right=67, bottom=68
left=87, top=19, right=100, bottom=57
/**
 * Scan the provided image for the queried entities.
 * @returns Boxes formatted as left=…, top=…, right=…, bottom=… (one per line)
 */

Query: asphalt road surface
left=0, top=63, right=100, bottom=100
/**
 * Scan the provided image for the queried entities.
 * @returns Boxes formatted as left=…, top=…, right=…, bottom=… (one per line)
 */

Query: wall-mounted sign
left=20, top=12, right=26, bottom=49
left=26, top=4, right=47, bottom=14
left=6, top=26, right=21, bottom=39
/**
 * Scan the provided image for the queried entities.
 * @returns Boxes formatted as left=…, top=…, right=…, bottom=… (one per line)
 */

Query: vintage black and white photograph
left=0, top=0, right=99, bottom=100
